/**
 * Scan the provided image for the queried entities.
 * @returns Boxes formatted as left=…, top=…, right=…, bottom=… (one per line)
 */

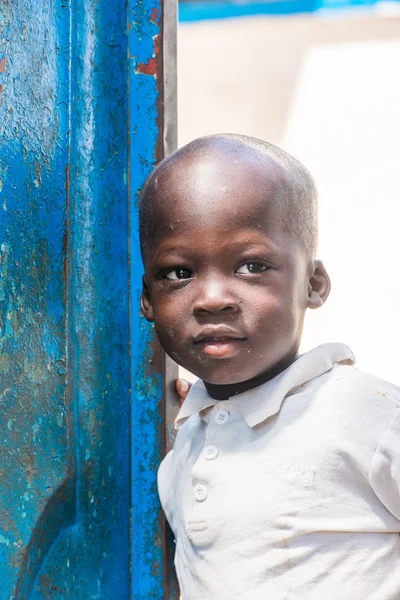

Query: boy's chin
left=183, top=362, right=257, bottom=386
left=175, top=352, right=299, bottom=388
left=166, top=350, right=281, bottom=386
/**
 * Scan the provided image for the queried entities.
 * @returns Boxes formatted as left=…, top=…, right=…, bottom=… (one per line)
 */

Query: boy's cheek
left=152, top=308, right=186, bottom=343
left=154, top=324, right=189, bottom=366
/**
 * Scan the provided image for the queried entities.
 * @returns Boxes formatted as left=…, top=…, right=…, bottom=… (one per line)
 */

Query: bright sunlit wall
left=178, top=7, right=400, bottom=384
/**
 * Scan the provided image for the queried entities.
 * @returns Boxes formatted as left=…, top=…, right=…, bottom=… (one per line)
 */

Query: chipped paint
left=136, top=33, right=161, bottom=76
left=1, top=0, right=175, bottom=595
left=1, top=0, right=130, bottom=596
left=129, top=0, right=179, bottom=594
left=0, top=0, right=70, bottom=594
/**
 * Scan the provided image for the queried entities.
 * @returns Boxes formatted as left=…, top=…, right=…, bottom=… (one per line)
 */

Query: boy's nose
left=193, top=277, right=239, bottom=315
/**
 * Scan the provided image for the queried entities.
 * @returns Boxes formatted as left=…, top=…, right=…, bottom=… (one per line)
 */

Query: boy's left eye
left=236, top=262, right=268, bottom=275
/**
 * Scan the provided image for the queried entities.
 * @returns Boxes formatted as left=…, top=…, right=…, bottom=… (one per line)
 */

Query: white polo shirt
left=158, top=344, right=400, bottom=600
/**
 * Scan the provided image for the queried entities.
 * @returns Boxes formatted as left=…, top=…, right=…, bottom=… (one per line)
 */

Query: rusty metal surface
left=129, top=0, right=179, bottom=594
left=0, top=0, right=130, bottom=596
left=0, top=1, right=72, bottom=596
left=0, top=0, right=177, bottom=596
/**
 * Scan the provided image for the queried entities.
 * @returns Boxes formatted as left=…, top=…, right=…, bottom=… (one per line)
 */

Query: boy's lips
left=193, top=328, right=246, bottom=358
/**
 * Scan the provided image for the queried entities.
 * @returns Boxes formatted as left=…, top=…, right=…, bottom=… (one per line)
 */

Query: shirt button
left=193, top=484, right=208, bottom=502
left=214, top=409, right=229, bottom=424
left=203, top=445, right=219, bottom=460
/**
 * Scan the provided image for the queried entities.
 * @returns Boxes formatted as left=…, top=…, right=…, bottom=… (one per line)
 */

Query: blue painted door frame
left=0, top=0, right=177, bottom=597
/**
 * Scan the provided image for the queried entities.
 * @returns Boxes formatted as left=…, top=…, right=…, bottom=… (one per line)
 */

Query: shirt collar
left=175, top=343, right=355, bottom=429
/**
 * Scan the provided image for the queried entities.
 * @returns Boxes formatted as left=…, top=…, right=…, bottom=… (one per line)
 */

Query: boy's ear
left=307, top=259, right=331, bottom=309
left=140, top=276, right=154, bottom=322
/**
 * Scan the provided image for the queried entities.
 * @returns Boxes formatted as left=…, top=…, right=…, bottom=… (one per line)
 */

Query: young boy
left=140, top=134, right=400, bottom=600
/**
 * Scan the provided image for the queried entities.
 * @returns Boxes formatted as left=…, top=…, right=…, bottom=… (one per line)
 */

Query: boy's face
left=141, top=151, right=329, bottom=385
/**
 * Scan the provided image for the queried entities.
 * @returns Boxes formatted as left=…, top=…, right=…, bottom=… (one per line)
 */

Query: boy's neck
left=203, top=353, right=299, bottom=400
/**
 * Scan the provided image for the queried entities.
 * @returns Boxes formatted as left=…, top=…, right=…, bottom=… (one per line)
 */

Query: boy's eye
left=164, top=267, right=193, bottom=280
left=236, top=262, right=268, bottom=275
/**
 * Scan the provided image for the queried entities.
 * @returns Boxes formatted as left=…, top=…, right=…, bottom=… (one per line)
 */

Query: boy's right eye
left=164, top=267, right=193, bottom=280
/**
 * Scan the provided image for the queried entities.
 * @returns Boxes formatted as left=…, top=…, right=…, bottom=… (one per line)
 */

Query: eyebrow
left=222, top=238, right=280, bottom=253
left=153, top=237, right=281, bottom=263
left=153, top=244, right=193, bottom=263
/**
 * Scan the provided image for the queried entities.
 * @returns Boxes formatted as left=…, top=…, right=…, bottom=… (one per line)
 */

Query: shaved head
left=139, top=134, right=331, bottom=387
left=140, top=134, right=318, bottom=261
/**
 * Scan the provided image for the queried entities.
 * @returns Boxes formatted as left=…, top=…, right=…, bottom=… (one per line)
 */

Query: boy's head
left=140, top=134, right=330, bottom=390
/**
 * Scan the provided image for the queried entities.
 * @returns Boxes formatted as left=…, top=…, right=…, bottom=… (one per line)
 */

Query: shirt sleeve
left=369, top=407, right=400, bottom=522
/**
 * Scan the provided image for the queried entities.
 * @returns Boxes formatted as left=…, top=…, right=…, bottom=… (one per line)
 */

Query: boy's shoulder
left=309, top=362, right=400, bottom=435
left=324, top=362, right=400, bottom=406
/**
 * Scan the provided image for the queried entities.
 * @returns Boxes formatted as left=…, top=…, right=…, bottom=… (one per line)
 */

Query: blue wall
left=0, top=0, right=171, bottom=596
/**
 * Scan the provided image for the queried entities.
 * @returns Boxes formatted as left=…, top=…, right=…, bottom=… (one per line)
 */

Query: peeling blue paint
left=129, top=0, right=170, bottom=594
left=1, top=0, right=130, bottom=597
left=0, top=0, right=71, bottom=595
left=1, top=0, right=172, bottom=595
